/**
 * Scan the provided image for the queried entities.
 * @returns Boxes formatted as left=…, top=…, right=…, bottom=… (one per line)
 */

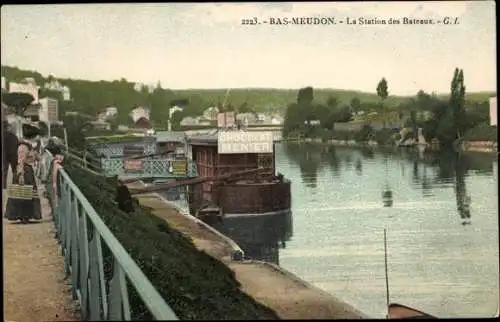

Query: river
left=162, top=142, right=499, bottom=318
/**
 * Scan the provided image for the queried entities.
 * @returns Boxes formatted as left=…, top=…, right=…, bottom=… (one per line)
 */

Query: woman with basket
left=4, top=141, right=42, bottom=223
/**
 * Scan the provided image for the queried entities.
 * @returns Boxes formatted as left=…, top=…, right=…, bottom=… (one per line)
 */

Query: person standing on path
left=4, top=141, right=42, bottom=223
left=2, top=121, right=19, bottom=190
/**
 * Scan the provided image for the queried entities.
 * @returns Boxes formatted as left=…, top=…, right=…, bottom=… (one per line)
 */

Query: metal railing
left=42, top=152, right=178, bottom=320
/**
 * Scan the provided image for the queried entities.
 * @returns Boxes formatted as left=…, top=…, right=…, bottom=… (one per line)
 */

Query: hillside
left=1, top=65, right=495, bottom=119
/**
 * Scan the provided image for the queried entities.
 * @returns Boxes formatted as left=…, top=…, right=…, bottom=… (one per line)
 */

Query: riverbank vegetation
left=2, top=65, right=494, bottom=130
left=283, top=68, right=496, bottom=147
left=55, top=161, right=279, bottom=320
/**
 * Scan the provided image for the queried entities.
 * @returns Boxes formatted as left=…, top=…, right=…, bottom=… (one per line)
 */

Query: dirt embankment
left=136, top=193, right=370, bottom=320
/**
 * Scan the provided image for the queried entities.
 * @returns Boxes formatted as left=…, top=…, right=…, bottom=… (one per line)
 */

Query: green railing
left=42, top=152, right=178, bottom=320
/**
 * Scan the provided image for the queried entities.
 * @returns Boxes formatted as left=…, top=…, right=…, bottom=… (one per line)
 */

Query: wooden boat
left=388, top=303, right=436, bottom=319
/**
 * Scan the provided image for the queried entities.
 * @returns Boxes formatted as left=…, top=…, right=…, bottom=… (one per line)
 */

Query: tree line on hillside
left=283, top=68, right=495, bottom=146
left=2, top=66, right=251, bottom=129
left=2, top=65, right=495, bottom=144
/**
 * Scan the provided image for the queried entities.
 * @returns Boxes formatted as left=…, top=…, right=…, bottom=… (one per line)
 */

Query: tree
left=1, top=92, right=35, bottom=115
left=350, top=97, right=361, bottom=113
left=376, top=78, right=390, bottom=127
left=283, top=103, right=303, bottom=137
left=297, top=86, right=314, bottom=106
left=450, top=68, right=466, bottom=139
left=284, top=87, right=316, bottom=137
left=376, top=78, right=389, bottom=103
left=170, top=110, right=184, bottom=131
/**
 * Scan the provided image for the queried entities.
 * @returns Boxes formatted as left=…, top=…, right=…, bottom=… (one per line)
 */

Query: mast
left=384, top=228, right=390, bottom=319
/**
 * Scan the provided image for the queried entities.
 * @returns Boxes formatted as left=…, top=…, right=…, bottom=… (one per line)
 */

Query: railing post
left=108, top=261, right=131, bottom=320
left=70, top=193, right=80, bottom=300
left=79, top=211, right=90, bottom=320
left=88, top=231, right=108, bottom=320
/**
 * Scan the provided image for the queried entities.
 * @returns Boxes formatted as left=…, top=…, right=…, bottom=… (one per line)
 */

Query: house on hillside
left=90, top=120, right=111, bottom=131
left=23, top=77, right=37, bottom=86
left=133, top=83, right=143, bottom=92
left=65, top=111, right=80, bottom=117
left=271, top=115, right=284, bottom=125
left=256, top=113, right=269, bottom=123
left=203, top=107, right=219, bottom=120
left=9, top=81, right=40, bottom=103
left=96, top=110, right=108, bottom=122
left=38, top=97, right=59, bottom=123
left=170, top=105, right=184, bottom=117
left=180, top=116, right=199, bottom=126
left=44, top=79, right=71, bottom=101
left=105, top=106, right=118, bottom=117
left=130, top=106, right=150, bottom=123
left=62, top=86, right=71, bottom=101
left=132, top=116, right=152, bottom=129
left=490, top=97, right=497, bottom=126
left=236, top=113, right=258, bottom=126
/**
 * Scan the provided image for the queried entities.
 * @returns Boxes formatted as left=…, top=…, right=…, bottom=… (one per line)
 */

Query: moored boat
left=186, top=129, right=291, bottom=218
left=387, top=303, right=436, bottom=319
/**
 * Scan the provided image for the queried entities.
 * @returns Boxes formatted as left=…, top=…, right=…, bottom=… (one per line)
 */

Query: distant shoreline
left=281, top=138, right=498, bottom=154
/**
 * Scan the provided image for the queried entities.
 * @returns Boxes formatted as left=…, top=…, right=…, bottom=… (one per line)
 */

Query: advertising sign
left=124, top=159, right=142, bottom=170
left=171, top=160, right=187, bottom=175
left=218, top=131, right=273, bottom=154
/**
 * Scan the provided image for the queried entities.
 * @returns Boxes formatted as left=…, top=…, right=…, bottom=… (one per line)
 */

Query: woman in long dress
left=2, top=121, right=19, bottom=189
left=4, top=141, right=42, bottom=223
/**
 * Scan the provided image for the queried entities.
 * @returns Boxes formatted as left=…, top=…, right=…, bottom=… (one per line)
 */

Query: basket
left=7, top=184, right=38, bottom=200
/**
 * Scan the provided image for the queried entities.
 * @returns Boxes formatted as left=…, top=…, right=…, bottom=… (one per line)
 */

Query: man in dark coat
left=2, top=121, right=19, bottom=189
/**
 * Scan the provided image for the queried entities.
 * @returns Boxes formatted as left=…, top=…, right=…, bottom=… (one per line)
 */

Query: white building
left=1, top=76, right=6, bottom=90
left=44, top=79, right=63, bottom=91
left=133, top=82, right=143, bottom=92
left=271, top=116, right=284, bottom=125
left=105, top=106, right=118, bottom=117
left=62, top=86, right=71, bottom=101
left=180, top=116, right=199, bottom=126
left=9, top=82, right=40, bottom=103
left=129, top=106, right=150, bottom=123
left=490, top=97, right=497, bottom=126
left=38, top=97, right=59, bottom=123
left=45, top=80, right=71, bottom=101
left=23, top=77, right=36, bottom=86
left=236, top=113, right=258, bottom=126
left=169, top=105, right=183, bottom=117
left=256, top=113, right=269, bottom=123
left=203, top=106, right=219, bottom=120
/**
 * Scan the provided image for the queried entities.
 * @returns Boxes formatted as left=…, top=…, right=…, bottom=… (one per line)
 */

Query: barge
left=186, top=130, right=291, bottom=218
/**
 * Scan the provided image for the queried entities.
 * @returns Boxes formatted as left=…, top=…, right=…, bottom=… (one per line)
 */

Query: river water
left=162, top=142, right=499, bottom=318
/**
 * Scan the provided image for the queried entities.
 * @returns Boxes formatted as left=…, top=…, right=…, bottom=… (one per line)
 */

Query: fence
left=42, top=151, right=178, bottom=320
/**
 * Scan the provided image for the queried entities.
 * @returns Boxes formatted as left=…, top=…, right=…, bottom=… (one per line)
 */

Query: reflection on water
left=278, top=142, right=498, bottom=318
left=158, top=143, right=498, bottom=318
left=159, top=188, right=294, bottom=265
left=208, top=212, right=293, bottom=265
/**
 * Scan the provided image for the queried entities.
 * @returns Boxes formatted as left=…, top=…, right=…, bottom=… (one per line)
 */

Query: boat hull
left=388, top=303, right=436, bottom=319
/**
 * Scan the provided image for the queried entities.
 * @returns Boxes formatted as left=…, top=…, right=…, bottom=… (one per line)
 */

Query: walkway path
left=3, top=176, right=78, bottom=322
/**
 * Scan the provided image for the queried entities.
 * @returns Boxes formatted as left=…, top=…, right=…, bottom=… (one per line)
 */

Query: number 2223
left=241, top=17, right=259, bottom=25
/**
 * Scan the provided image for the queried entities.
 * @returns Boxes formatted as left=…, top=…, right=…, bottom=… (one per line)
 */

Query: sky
left=1, top=2, right=496, bottom=95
